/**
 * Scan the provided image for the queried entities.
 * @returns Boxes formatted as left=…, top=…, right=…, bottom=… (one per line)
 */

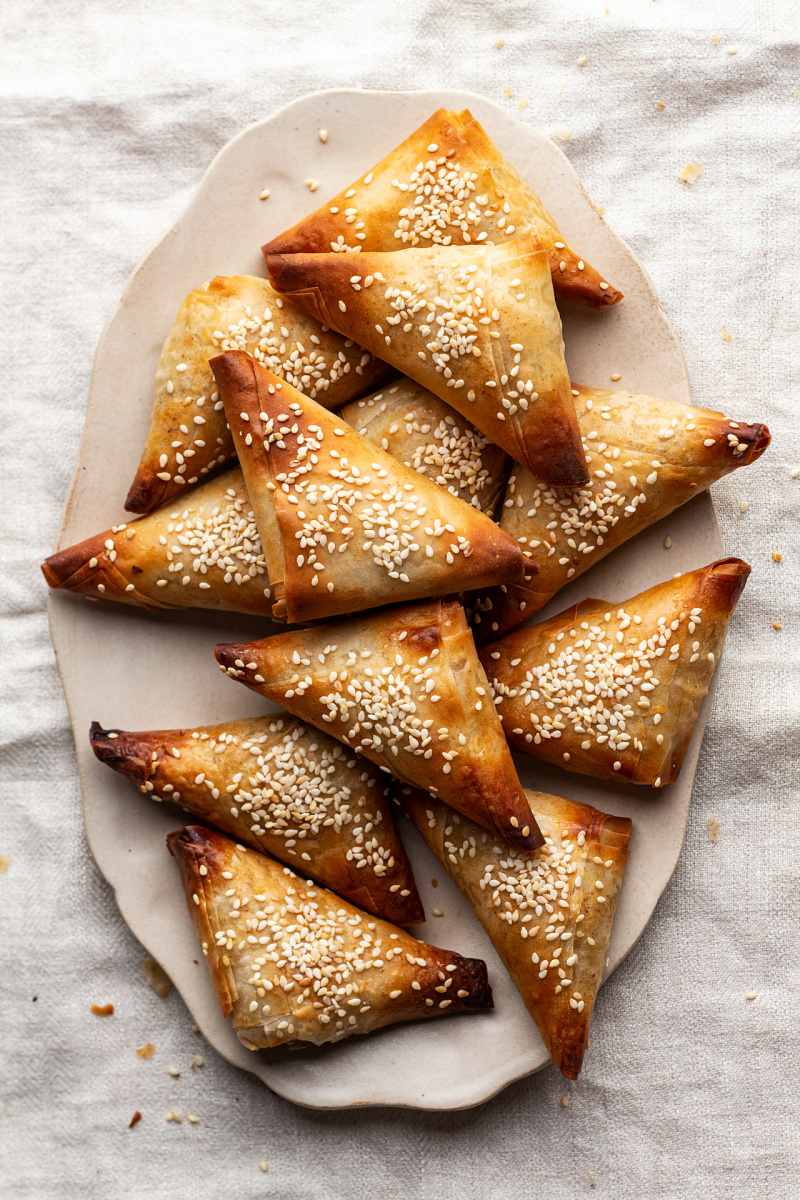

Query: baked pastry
left=125, top=275, right=389, bottom=515
left=90, top=712, right=423, bottom=925
left=399, top=785, right=630, bottom=1079
left=262, top=108, right=622, bottom=310
left=472, top=386, right=770, bottom=639
left=480, top=558, right=750, bottom=786
left=265, top=235, right=589, bottom=487
left=214, top=598, right=543, bottom=850
left=168, top=825, right=493, bottom=1048
left=340, top=375, right=509, bottom=516
left=42, top=467, right=274, bottom=616
left=210, top=352, right=524, bottom=623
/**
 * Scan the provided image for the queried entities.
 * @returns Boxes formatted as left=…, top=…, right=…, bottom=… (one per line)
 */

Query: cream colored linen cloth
left=1, top=1, right=798, bottom=1196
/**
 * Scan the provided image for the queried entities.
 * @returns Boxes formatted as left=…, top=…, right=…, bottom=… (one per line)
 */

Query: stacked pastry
left=44, top=109, right=769, bottom=1079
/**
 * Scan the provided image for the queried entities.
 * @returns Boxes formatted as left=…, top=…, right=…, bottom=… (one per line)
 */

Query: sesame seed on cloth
left=471, top=385, right=769, bottom=641
left=124, top=274, right=389, bottom=515
left=399, top=785, right=630, bottom=1080
left=210, top=352, right=523, bottom=623
left=89, top=713, right=423, bottom=926
left=214, top=597, right=542, bottom=850
left=167, top=825, right=491, bottom=1049
left=480, top=558, right=750, bottom=786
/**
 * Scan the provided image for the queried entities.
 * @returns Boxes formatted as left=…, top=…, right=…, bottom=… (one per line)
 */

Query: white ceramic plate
left=48, top=88, right=722, bottom=1111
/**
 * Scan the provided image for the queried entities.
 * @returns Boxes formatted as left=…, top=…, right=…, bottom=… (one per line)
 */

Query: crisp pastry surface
left=472, top=385, right=770, bottom=639
left=91, top=713, right=423, bottom=925
left=42, top=467, right=274, bottom=616
left=261, top=108, right=622, bottom=310
left=400, top=785, right=630, bottom=1080
left=168, top=825, right=493, bottom=1049
left=340, top=375, right=510, bottom=516
left=265, top=235, right=589, bottom=487
left=126, top=274, right=390, bottom=514
left=211, top=352, right=524, bottom=623
left=481, top=558, right=751, bottom=786
left=214, top=598, right=543, bottom=850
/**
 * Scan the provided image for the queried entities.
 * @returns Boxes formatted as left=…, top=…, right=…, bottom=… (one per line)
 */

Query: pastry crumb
left=306, top=179, right=320, bottom=192
left=319, top=129, right=328, bottom=143
left=679, top=163, right=703, bottom=185
left=142, top=958, right=172, bottom=997
left=773, top=621, right=782, bottom=630
left=191, top=1054, right=204, bottom=1069
left=90, top=1003, right=114, bottom=1016
left=790, top=467, right=800, bottom=479
left=577, top=55, right=587, bottom=66
left=560, top=1094, right=570, bottom=1107
left=259, top=1161, right=269, bottom=1173
left=505, top=85, right=513, bottom=97
left=707, top=817, right=720, bottom=843
left=166, top=1111, right=181, bottom=1124
left=431, top=908, right=444, bottom=917
left=168, top=1067, right=180, bottom=1077
left=595, top=205, right=606, bottom=216
left=518, top=98, right=529, bottom=111
left=738, top=500, right=748, bottom=513
left=711, top=34, right=720, bottom=44
left=745, top=991, right=757, bottom=1000
left=259, top=189, right=270, bottom=200
left=610, top=373, right=621, bottom=381
left=0, top=855, right=9, bottom=874
left=187, top=1113, right=199, bottom=1124
left=589, top=1178, right=597, bottom=1189
left=553, top=127, right=572, bottom=141
left=191, top=1023, right=200, bottom=1033
left=725, top=46, right=738, bottom=55
left=664, top=537, right=672, bottom=549
left=431, top=877, right=438, bottom=887
left=136, top=1043, right=156, bottom=1059
left=129, top=1111, right=142, bottom=1128
left=721, top=328, right=732, bottom=341
left=772, top=551, right=782, bottom=562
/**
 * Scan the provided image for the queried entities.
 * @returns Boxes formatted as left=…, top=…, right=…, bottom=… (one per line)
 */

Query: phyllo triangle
left=480, top=558, right=750, bottom=786
left=210, top=352, right=524, bottom=623
left=400, top=785, right=630, bottom=1079
left=91, top=712, right=423, bottom=925
left=214, top=598, right=543, bottom=850
left=262, top=108, right=622, bottom=309
left=168, top=825, right=492, bottom=1049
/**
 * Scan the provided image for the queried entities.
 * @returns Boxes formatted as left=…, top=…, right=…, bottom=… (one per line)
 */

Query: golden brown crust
left=265, top=236, right=589, bottom=488
left=89, top=710, right=422, bottom=926
left=125, top=274, right=390, bottom=515
left=261, top=108, right=621, bottom=310
left=472, top=386, right=770, bottom=640
left=90, top=714, right=423, bottom=925
left=214, top=598, right=543, bottom=850
left=340, top=376, right=510, bottom=517
left=480, top=558, right=751, bottom=786
left=399, top=785, right=631, bottom=1079
left=210, top=352, right=524, bottom=623
left=167, top=825, right=492, bottom=1049
left=42, top=468, right=274, bottom=617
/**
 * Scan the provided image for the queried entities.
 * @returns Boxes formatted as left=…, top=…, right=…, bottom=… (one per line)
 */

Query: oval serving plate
left=47, top=88, right=722, bottom=1111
